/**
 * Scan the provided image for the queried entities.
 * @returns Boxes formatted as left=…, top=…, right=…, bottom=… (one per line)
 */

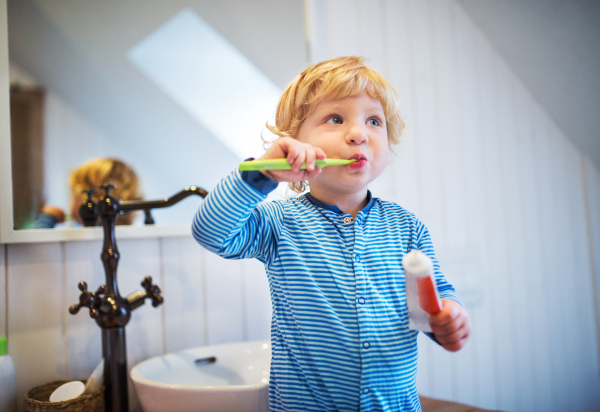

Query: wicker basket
left=24, top=380, right=104, bottom=412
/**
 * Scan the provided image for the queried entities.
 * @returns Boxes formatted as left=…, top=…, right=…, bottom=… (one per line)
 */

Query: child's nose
left=345, top=124, right=368, bottom=145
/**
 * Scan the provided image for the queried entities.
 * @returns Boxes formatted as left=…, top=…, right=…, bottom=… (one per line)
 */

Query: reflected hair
left=69, top=157, right=142, bottom=225
left=265, top=56, right=407, bottom=193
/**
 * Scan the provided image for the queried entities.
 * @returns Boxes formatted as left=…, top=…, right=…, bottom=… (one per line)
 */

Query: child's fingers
left=438, top=323, right=471, bottom=352
left=432, top=314, right=469, bottom=340
left=282, top=139, right=300, bottom=164
left=432, top=310, right=471, bottom=352
left=259, top=138, right=325, bottom=180
left=279, top=138, right=305, bottom=171
left=304, top=144, right=317, bottom=171
left=429, top=300, right=461, bottom=328
left=291, top=148, right=306, bottom=172
left=440, top=336, right=470, bottom=353
left=315, top=147, right=327, bottom=160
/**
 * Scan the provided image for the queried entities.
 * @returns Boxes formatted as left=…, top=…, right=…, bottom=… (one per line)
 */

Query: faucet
left=69, top=183, right=208, bottom=412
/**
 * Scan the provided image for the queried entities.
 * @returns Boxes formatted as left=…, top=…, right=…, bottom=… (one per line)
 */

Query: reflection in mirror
left=7, top=0, right=307, bottom=229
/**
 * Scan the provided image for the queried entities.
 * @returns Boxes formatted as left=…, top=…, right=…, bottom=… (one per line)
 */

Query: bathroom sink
left=130, top=340, right=270, bottom=412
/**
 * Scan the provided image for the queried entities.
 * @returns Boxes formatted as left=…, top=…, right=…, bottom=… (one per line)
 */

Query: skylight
left=128, top=8, right=281, bottom=159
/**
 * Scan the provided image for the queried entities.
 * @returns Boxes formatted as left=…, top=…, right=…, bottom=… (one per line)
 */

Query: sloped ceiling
left=10, top=0, right=600, bottom=171
left=456, top=0, right=600, bottom=171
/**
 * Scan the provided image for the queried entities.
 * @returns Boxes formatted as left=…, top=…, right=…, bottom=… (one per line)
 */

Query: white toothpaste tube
left=403, top=250, right=442, bottom=332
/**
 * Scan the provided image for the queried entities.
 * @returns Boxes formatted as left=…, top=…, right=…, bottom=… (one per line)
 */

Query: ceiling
left=456, top=0, right=600, bottom=171
left=9, top=0, right=600, bottom=172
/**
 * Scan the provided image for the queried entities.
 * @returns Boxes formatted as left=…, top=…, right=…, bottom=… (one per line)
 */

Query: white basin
left=130, top=340, right=270, bottom=412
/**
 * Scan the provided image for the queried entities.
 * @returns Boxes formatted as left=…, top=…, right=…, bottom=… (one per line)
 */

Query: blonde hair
left=266, top=56, right=407, bottom=193
left=69, top=158, right=141, bottom=225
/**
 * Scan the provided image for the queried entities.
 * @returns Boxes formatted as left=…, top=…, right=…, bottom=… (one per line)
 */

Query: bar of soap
left=49, top=381, right=85, bottom=402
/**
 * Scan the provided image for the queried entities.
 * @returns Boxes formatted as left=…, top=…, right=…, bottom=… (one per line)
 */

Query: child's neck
left=308, top=187, right=369, bottom=219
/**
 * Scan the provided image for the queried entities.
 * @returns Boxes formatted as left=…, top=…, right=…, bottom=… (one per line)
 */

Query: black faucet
left=69, top=183, right=208, bottom=412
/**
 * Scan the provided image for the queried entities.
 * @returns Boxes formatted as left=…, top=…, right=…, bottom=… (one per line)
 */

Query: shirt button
left=363, top=341, right=370, bottom=349
left=363, top=388, right=370, bottom=394
left=357, top=297, right=365, bottom=305
left=343, top=217, right=352, bottom=224
left=354, top=254, right=361, bottom=262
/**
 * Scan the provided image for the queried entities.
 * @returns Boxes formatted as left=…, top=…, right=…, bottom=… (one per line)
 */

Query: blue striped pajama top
left=192, top=169, right=461, bottom=412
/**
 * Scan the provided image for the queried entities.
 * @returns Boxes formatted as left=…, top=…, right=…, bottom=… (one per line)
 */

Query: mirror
left=3, top=0, right=307, bottom=238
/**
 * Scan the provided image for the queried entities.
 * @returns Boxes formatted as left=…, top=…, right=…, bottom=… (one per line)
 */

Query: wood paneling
left=63, top=240, right=104, bottom=381
left=116, top=238, right=163, bottom=412
left=6, top=243, right=66, bottom=412
left=162, top=236, right=206, bottom=352
left=203, top=251, right=244, bottom=344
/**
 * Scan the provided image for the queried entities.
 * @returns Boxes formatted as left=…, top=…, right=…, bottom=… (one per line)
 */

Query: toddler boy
left=192, top=56, right=471, bottom=412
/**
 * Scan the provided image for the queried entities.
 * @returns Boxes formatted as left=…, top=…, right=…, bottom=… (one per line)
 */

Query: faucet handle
left=82, top=188, right=97, bottom=198
left=69, top=281, right=106, bottom=319
left=80, top=189, right=99, bottom=227
left=100, top=183, right=116, bottom=195
left=143, top=209, right=155, bottom=225
left=125, top=276, right=163, bottom=310
left=141, top=276, right=163, bottom=307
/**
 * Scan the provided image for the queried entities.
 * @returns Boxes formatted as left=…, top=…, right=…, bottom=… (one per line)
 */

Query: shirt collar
left=304, top=191, right=375, bottom=216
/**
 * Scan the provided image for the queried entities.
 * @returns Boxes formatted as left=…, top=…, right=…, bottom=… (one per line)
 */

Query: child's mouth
left=348, top=155, right=367, bottom=169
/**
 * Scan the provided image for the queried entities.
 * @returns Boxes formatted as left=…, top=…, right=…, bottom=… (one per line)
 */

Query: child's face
left=296, top=92, right=388, bottom=196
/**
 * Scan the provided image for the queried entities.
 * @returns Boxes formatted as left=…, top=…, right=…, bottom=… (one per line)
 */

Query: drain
left=194, top=356, right=217, bottom=366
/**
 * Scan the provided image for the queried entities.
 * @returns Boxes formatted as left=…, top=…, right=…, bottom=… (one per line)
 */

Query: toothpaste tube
left=403, top=250, right=442, bottom=331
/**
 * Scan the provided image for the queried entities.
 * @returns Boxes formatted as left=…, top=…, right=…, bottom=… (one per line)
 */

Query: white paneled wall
left=161, top=236, right=207, bottom=353
left=2, top=1, right=600, bottom=412
left=6, top=243, right=68, bottom=408
left=3, top=238, right=271, bottom=412
left=305, top=0, right=600, bottom=410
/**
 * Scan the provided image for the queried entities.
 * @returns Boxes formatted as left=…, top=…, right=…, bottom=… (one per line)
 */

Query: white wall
left=2, top=0, right=600, bottom=411
left=305, top=0, right=598, bottom=411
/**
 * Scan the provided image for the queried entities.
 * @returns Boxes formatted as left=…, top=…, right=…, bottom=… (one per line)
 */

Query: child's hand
left=258, top=137, right=327, bottom=183
left=429, top=299, right=471, bottom=352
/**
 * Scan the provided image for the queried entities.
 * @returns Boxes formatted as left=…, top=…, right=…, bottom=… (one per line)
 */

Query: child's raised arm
left=192, top=137, right=326, bottom=263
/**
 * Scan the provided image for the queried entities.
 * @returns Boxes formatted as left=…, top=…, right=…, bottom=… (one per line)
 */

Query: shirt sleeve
left=415, top=221, right=464, bottom=307
left=29, top=214, right=58, bottom=229
left=191, top=169, right=281, bottom=264
left=240, top=170, right=278, bottom=195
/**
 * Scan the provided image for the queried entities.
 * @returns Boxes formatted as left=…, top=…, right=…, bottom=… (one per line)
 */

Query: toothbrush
left=239, top=158, right=356, bottom=171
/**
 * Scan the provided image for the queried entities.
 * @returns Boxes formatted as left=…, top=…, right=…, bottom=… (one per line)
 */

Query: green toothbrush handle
left=239, top=158, right=356, bottom=171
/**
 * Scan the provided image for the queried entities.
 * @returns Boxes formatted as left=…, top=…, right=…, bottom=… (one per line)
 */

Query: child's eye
left=325, top=116, right=342, bottom=124
left=367, top=118, right=381, bottom=126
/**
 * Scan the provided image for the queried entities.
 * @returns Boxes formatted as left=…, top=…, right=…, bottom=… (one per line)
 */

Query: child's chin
left=338, top=175, right=372, bottom=189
